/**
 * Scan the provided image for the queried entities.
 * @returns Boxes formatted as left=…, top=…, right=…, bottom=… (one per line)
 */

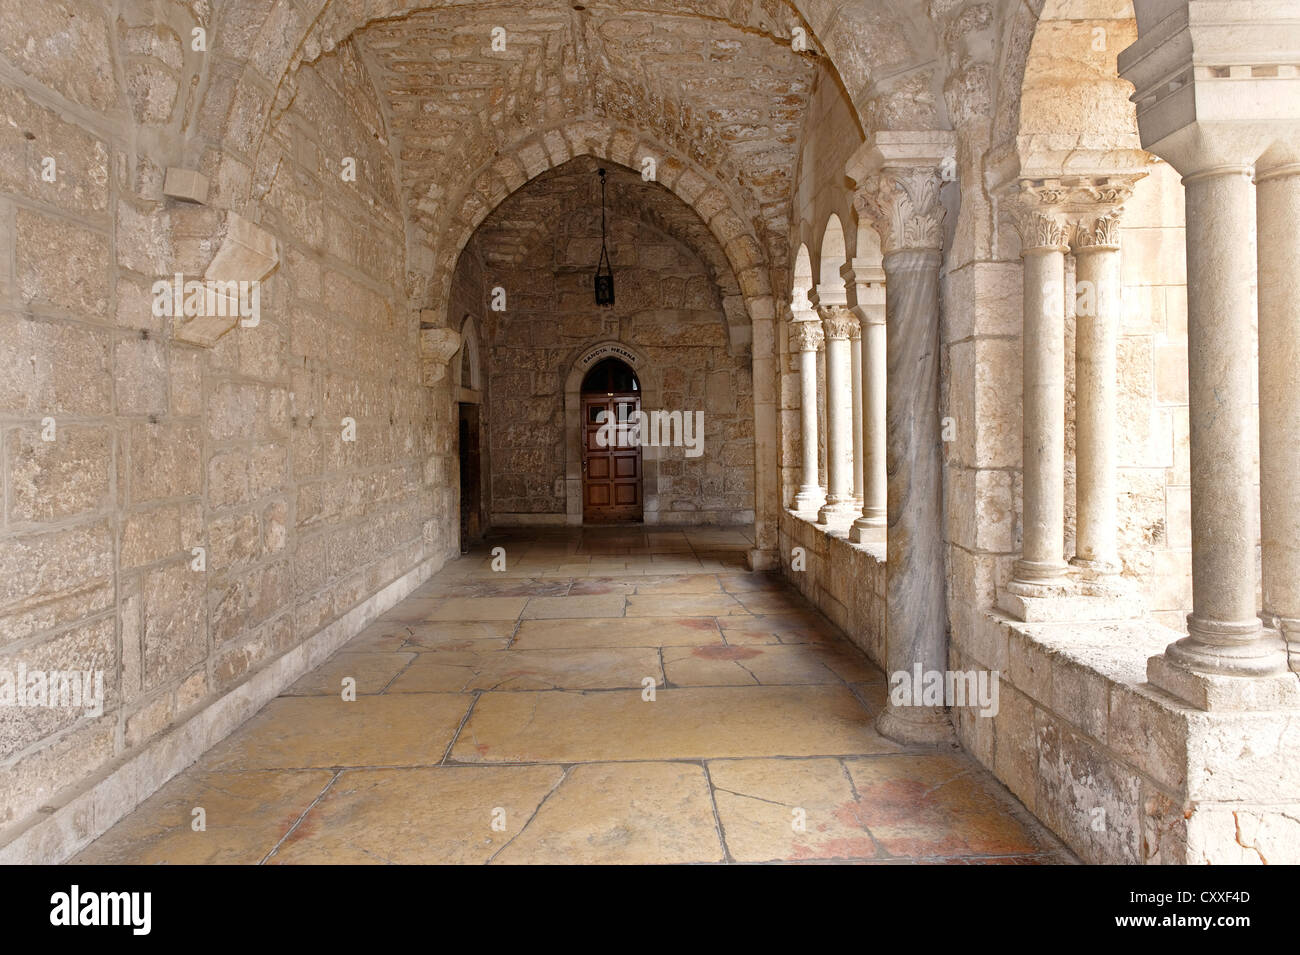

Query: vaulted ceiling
left=352, top=1, right=818, bottom=261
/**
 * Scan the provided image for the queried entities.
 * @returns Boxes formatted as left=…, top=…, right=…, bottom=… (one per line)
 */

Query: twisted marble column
left=817, top=306, right=860, bottom=523
left=1256, top=159, right=1300, bottom=671
left=1009, top=196, right=1071, bottom=594
left=853, top=143, right=954, bottom=744
left=791, top=319, right=825, bottom=513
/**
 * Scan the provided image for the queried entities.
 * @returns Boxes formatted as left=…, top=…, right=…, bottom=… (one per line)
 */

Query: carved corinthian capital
left=817, top=305, right=859, bottom=341
left=854, top=165, right=948, bottom=256
left=1009, top=175, right=1143, bottom=253
left=789, top=320, right=825, bottom=353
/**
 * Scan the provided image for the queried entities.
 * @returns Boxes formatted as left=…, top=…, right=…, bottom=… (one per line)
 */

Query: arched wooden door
left=581, top=358, right=643, bottom=523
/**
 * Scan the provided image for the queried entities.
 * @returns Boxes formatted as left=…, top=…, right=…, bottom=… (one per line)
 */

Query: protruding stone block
left=172, top=212, right=279, bottom=348
left=420, top=326, right=461, bottom=386
left=162, top=167, right=210, bottom=204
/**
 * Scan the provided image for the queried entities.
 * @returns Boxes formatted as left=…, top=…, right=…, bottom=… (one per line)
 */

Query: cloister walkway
left=75, top=528, right=1071, bottom=864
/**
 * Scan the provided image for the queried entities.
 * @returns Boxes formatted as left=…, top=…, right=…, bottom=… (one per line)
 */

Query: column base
left=793, top=486, right=825, bottom=514
left=875, top=704, right=956, bottom=746
left=1164, top=615, right=1291, bottom=678
left=849, top=512, right=886, bottom=543
left=747, top=548, right=779, bottom=572
left=1069, top=555, right=1122, bottom=579
left=816, top=499, right=859, bottom=524
left=1147, top=649, right=1300, bottom=711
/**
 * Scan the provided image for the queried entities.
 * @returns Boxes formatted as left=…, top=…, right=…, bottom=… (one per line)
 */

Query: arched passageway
left=3, top=0, right=1298, bottom=869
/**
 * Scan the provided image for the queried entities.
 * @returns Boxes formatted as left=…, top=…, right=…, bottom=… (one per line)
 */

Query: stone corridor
left=73, top=529, right=1068, bottom=865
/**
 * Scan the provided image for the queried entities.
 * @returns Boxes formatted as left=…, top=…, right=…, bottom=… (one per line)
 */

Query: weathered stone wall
left=0, top=7, right=452, bottom=844
left=467, top=164, right=755, bottom=526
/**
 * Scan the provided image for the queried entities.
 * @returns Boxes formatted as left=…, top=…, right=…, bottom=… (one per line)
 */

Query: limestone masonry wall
left=0, top=6, right=453, bottom=842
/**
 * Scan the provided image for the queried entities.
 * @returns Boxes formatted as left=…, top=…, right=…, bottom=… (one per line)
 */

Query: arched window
left=581, top=357, right=639, bottom=394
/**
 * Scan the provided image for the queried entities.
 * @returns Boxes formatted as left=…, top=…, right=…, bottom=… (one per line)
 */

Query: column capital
left=847, top=130, right=956, bottom=257
left=817, top=304, right=859, bottom=341
left=789, top=319, right=824, bottom=353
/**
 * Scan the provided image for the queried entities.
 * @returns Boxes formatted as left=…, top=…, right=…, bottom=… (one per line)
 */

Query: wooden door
left=582, top=393, right=643, bottom=523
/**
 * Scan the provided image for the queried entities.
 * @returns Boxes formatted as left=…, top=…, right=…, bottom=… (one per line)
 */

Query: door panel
left=583, top=393, right=643, bottom=523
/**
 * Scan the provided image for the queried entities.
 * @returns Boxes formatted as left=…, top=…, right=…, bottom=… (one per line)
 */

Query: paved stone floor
left=75, top=527, right=1073, bottom=865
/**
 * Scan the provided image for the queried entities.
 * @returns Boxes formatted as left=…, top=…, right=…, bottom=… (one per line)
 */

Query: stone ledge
left=960, top=611, right=1300, bottom=862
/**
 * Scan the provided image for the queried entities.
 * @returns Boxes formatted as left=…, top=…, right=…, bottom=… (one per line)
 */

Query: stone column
left=845, top=260, right=887, bottom=541
left=849, top=321, right=864, bottom=506
left=1160, top=164, right=1286, bottom=684
left=791, top=319, right=825, bottom=513
left=1008, top=191, right=1071, bottom=596
left=1118, top=0, right=1299, bottom=707
left=850, top=130, right=956, bottom=744
left=1071, top=189, right=1134, bottom=578
left=1256, top=158, right=1300, bottom=672
left=817, top=306, right=860, bottom=523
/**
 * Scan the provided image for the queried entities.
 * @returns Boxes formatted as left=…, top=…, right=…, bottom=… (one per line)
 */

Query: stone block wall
left=0, top=6, right=453, bottom=848
left=778, top=510, right=886, bottom=667
left=950, top=612, right=1300, bottom=864
left=471, top=178, right=755, bottom=526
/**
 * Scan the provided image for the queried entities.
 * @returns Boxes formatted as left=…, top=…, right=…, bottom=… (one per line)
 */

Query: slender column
left=1161, top=165, right=1283, bottom=677
left=1071, top=202, right=1128, bottom=576
left=851, top=133, right=956, bottom=744
left=1256, top=159, right=1300, bottom=671
left=1009, top=195, right=1071, bottom=593
left=791, top=319, right=825, bottom=513
left=849, top=322, right=864, bottom=506
left=849, top=270, right=888, bottom=540
left=817, top=306, right=859, bottom=523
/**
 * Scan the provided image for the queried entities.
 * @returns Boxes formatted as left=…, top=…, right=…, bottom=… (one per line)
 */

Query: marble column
left=851, top=132, right=956, bottom=744
left=850, top=322, right=864, bottom=507
left=1009, top=195, right=1071, bottom=594
left=1071, top=201, right=1128, bottom=577
left=845, top=261, right=887, bottom=541
left=817, top=306, right=860, bottom=523
left=791, top=319, right=825, bottom=513
left=1163, top=164, right=1284, bottom=678
left=1256, top=159, right=1300, bottom=671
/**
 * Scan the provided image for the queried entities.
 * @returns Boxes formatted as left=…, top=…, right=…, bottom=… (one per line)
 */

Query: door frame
left=563, top=340, right=660, bottom=525
left=581, top=391, right=644, bottom=524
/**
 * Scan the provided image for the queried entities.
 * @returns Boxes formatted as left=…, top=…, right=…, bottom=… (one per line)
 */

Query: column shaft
left=1257, top=162, right=1300, bottom=669
left=850, top=329, right=864, bottom=505
left=818, top=308, right=858, bottom=523
left=792, top=321, right=824, bottom=512
left=1072, top=234, right=1122, bottom=574
left=851, top=316, right=887, bottom=538
left=1167, top=167, right=1280, bottom=675
left=1013, top=217, right=1070, bottom=588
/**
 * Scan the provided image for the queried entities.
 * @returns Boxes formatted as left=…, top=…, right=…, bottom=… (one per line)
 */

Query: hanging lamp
left=594, top=167, right=615, bottom=307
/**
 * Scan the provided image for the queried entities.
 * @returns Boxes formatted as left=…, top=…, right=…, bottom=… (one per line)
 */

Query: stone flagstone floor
left=74, top=527, right=1073, bottom=865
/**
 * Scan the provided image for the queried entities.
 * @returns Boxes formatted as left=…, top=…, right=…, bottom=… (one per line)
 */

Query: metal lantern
left=594, top=168, right=615, bottom=307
